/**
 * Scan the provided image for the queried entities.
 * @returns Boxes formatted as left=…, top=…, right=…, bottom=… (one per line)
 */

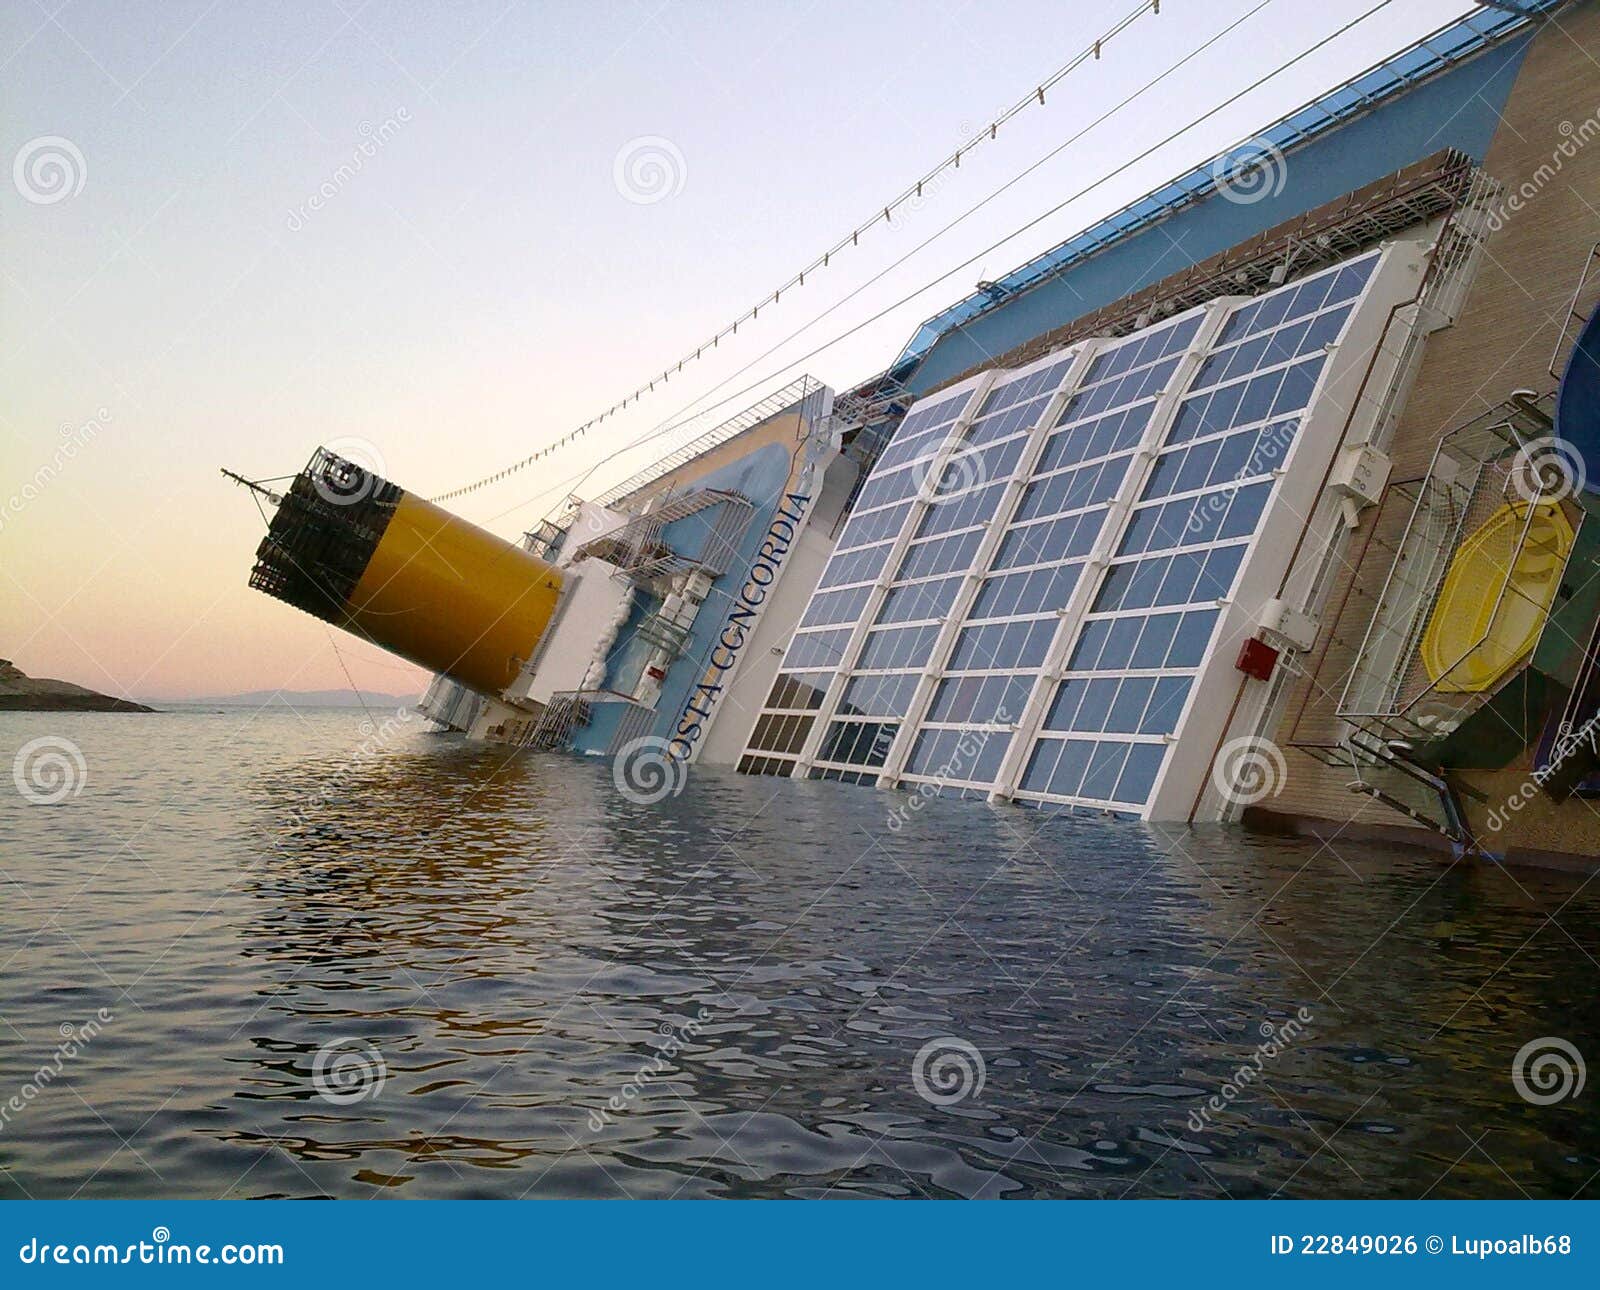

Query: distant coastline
left=149, top=688, right=420, bottom=709
left=0, top=660, right=155, bottom=713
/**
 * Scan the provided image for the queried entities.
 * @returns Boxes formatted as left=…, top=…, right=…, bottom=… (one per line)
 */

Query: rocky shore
left=0, top=659, right=154, bottom=713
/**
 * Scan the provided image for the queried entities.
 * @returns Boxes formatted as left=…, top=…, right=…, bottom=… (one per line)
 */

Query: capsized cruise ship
left=239, top=0, right=1600, bottom=867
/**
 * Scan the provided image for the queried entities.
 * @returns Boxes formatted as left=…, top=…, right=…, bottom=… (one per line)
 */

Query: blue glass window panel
left=1281, top=272, right=1333, bottom=323
left=1095, top=561, right=1134, bottom=613
left=1302, top=305, right=1351, bottom=350
left=971, top=572, right=1022, bottom=620
left=1024, top=564, right=1079, bottom=614
left=1174, top=439, right=1222, bottom=494
left=1207, top=429, right=1256, bottom=486
left=1097, top=617, right=1144, bottom=671
left=1120, top=555, right=1171, bottom=611
left=1083, top=412, right=1126, bottom=459
left=840, top=672, right=920, bottom=718
left=1272, top=357, right=1325, bottom=415
left=1142, top=676, right=1192, bottom=735
left=929, top=675, right=981, bottom=723
left=1144, top=448, right=1186, bottom=499
left=1049, top=740, right=1094, bottom=797
left=994, top=675, right=1036, bottom=724
left=1120, top=506, right=1160, bottom=555
left=916, top=480, right=1008, bottom=539
left=1070, top=513, right=1106, bottom=557
left=819, top=719, right=899, bottom=768
left=1202, top=381, right=1246, bottom=432
left=1080, top=742, right=1132, bottom=801
left=1021, top=738, right=1063, bottom=793
left=1069, top=617, right=1111, bottom=669
left=1115, top=743, right=1166, bottom=805
left=1074, top=678, right=1119, bottom=731
left=1118, top=402, right=1154, bottom=445
left=877, top=575, right=961, bottom=625
left=1168, top=609, right=1221, bottom=668
left=1152, top=550, right=1203, bottom=605
left=1251, top=419, right=1298, bottom=473
left=1186, top=497, right=1225, bottom=545
left=857, top=624, right=940, bottom=670
left=906, top=729, right=949, bottom=775
left=973, top=731, right=1012, bottom=784
left=1251, top=289, right=1295, bottom=335
left=1262, top=318, right=1313, bottom=366
left=801, top=584, right=873, bottom=629
left=1044, top=677, right=1089, bottom=731
left=786, top=628, right=852, bottom=670
left=1216, top=300, right=1260, bottom=347
left=820, top=541, right=894, bottom=589
left=1164, top=314, right=1203, bottom=353
left=896, top=529, right=984, bottom=580
left=1105, top=677, right=1156, bottom=733
left=1195, top=544, right=1245, bottom=599
left=1131, top=612, right=1182, bottom=669
left=1323, top=261, right=1373, bottom=307
left=1220, top=335, right=1269, bottom=382
left=1233, top=370, right=1281, bottom=426
left=1169, top=396, right=1207, bottom=444
left=1220, top=480, right=1271, bottom=539
left=1020, top=619, right=1054, bottom=668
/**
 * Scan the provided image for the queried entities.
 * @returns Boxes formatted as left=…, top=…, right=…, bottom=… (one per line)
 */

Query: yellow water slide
left=1420, top=499, right=1574, bottom=693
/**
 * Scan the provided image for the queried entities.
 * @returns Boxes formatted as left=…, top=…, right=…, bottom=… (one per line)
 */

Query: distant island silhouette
left=156, top=688, right=420, bottom=709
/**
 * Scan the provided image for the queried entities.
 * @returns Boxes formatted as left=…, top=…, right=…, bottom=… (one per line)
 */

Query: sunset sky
left=1, top=0, right=1477, bottom=700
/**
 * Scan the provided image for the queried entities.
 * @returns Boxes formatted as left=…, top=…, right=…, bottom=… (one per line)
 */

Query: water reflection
left=0, top=710, right=1596, bottom=1198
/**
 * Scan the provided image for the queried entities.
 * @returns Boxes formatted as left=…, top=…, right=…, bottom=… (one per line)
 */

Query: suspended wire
left=429, top=0, right=1167, bottom=503
left=484, top=0, right=1394, bottom=529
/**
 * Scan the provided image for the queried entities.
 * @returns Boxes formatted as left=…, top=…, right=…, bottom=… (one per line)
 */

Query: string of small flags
left=429, top=0, right=1161, bottom=503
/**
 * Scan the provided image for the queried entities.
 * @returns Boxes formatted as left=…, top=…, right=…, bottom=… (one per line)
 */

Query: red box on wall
left=1235, top=636, right=1280, bottom=682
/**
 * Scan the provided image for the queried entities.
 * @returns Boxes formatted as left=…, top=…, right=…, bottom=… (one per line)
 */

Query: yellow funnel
left=248, top=449, right=564, bottom=700
left=1420, top=499, right=1573, bottom=693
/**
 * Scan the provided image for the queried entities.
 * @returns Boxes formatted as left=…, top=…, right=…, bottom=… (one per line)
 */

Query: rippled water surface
left=2, top=707, right=1598, bottom=1199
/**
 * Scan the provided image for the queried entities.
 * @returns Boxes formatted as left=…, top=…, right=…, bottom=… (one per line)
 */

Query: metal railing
left=590, top=376, right=824, bottom=508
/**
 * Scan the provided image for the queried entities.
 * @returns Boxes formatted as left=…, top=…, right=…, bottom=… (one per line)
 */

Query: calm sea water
left=1, top=706, right=1597, bottom=1199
